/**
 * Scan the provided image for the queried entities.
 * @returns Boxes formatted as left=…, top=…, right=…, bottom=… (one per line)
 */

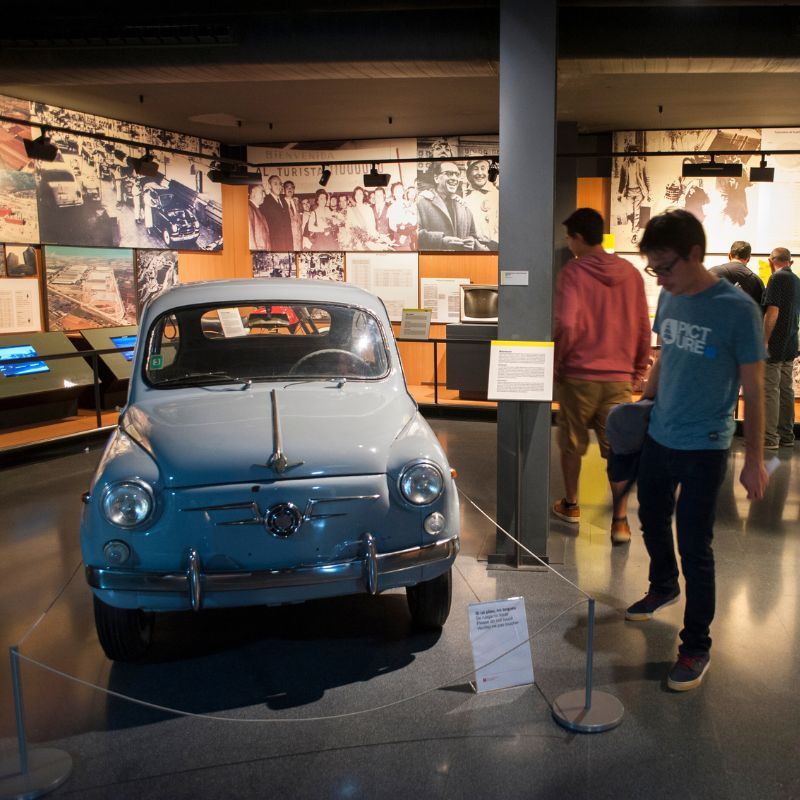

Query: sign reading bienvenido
left=468, top=597, right=534, bottom=693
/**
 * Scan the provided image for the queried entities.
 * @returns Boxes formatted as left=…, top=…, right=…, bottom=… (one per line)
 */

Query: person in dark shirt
left=763, top=247, right=800, bottom=449
left=708, top=240, right=764, bottom=307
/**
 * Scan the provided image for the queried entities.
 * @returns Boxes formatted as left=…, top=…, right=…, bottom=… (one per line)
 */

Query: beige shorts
left=557, top=378, right=633, bottom=458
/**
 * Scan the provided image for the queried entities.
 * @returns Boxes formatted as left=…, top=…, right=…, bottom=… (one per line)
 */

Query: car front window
left=145, top=301, right=390, bottom=386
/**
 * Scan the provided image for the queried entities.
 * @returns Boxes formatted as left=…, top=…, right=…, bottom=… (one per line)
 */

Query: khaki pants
left=764, top=360, right=795, bottom=446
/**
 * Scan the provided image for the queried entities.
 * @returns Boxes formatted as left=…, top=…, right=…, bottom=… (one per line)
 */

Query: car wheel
left=162, top=229, right=172, bottom=247
left=93, top=595, right=154, bottom=661
left=406, top=569, right=452, bottom=630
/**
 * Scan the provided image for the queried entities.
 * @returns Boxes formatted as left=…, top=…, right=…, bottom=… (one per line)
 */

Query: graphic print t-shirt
left=649, top=279, right=765, bottom=450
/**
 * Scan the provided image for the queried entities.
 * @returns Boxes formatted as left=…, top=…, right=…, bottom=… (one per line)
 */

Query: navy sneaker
left=625, top=587, right=680, bottom=621
left=667, top=652, right=710, bottom=691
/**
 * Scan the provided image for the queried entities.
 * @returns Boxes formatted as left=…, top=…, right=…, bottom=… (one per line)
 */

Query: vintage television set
left=459, top=284, right=499, bottom=324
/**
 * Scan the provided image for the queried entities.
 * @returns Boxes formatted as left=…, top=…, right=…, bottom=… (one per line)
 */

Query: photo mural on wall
left=416, top=135, right=499, bottom=251
left=247, top=139, right=420, bottom=253
left=135, top=249, right=179, bottom=315
left=611, top=127, right=800, bottom=255
left=252, top=252, right=296, bottom=278
left=297, top=252, right=344, bottom=281
left=0, top=96, right=39, bottom=243
left=28, top=99, right=222, bottom=252
left=44, top=245, right=136, bottom=331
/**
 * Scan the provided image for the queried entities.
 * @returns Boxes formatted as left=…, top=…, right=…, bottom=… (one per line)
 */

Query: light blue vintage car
left=81, top=279, right=460, bottom=661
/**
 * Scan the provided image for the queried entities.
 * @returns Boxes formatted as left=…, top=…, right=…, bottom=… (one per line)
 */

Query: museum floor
left=1, top=418, right=798, bottom=800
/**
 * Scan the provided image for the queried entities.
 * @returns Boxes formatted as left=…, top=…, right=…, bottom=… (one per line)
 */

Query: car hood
left=164, top=208, right=195, bottom=224
left=121, top=384, right=415, bottom=488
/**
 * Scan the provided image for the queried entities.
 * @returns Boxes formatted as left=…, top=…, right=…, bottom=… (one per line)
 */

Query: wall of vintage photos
left=611, top=126, right=800, bottom=395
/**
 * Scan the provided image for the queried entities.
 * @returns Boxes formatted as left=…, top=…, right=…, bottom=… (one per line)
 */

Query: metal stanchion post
left=92, top=353, right=102, bottom=429
left=551, top=598, right=624, bottom=733
left=0, top=647, right=72, bottom=799
left=433, top=340, right=439, bottom=406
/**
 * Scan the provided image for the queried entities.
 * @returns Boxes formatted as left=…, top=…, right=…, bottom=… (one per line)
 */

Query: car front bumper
left=86, top=533, right=459, bottom=612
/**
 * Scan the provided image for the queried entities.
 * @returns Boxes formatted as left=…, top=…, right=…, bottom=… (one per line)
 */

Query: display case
left=0, top=332, right=95, bottom=429
left=77, top=325, right=138, bottom=409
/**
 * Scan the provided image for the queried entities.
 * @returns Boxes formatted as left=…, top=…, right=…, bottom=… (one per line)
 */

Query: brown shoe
left=553, top=498, right=580, bottom=523
left=611, top=517, right=631, bottom=544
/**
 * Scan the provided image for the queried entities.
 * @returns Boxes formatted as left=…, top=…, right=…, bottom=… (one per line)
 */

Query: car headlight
left=170, top=222, right=179, bottom=231
left=102, top=480, right=154, bottom=528
left=398, top=461, right=444, bottom=505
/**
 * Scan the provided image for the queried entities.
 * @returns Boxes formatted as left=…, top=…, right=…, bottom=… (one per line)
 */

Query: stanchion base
left=0, top=748, right=72, bottom=800
left=552, top=690, right=624, bottom=734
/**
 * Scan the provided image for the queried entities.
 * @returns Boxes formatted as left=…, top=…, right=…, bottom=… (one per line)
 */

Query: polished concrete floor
left=0, top=420, right=798, bottom=799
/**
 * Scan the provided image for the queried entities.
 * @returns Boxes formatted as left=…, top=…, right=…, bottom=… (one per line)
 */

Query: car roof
left=140, top=279, right=389, bottom=330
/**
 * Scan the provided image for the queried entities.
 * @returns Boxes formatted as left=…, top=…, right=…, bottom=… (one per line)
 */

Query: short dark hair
left=639, top=209, right=706, bottom=260
left=434, top=161, right=459, bottom=177
left=562, top=208, right=604, bottom=246
left=729, top=240, right=751, bottom=260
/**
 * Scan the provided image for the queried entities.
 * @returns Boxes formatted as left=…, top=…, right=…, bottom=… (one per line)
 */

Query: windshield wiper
left=283, top=377, right=347, bottom=389
left=153, top=371, right=251, bottom=389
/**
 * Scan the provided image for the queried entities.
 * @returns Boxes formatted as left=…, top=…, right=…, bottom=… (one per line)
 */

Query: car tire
left=162, top=229, right=172, bottom=247
left=93, top=595, right=154, bottom=661
left=406, top=568, right=452, bottom=630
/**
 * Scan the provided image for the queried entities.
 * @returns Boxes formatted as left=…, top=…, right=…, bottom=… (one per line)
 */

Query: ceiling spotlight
left=363, top=163, right=390, bottom=188
left=127, top=149, right=160, bottom=178
left=749, top=155, right=774, bottom=183
left=207, top=165, right=263, bottom=185
left=488, top=160, right=499, bottom=183
left=319, top=165, right=332, bottom=187
left=682, top=155, right=742, bottom=178
left=23, top=129, right=59, bottom=162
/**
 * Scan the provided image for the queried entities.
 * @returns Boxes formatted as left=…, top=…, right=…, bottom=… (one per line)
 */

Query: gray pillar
left=492, top=0, right=557, bottom=565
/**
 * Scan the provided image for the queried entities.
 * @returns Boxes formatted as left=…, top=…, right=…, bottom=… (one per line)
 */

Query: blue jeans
left=637, top=435, right=729, bottom=655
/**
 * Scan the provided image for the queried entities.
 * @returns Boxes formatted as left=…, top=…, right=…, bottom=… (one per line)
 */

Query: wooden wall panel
left=397, top=252, right=499, bottom=386
left=177, top=184, right=252, bottom=282
left=576, top=177, right=611, bottom=227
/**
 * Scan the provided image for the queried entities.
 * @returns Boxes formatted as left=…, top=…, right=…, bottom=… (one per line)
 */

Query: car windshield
left=158, top=193, right=177, bottom=210
left=145, top=301, right=390, bottom=387
left=42, top=170, right=74, bottom=183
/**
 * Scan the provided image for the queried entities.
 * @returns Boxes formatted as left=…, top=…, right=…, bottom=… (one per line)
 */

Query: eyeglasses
left=644, top=254, right=682, bottom=278
left=440, top=170, right=460, bottom=178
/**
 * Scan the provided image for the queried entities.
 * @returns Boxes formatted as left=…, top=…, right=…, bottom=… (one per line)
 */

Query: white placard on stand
left=487, top=340, right=554, bottom=401
left=399, top=308, right=432, bottom=340
left=469, top=597, right=534, bottom=693
left=217, top=307, right=247, bottom=338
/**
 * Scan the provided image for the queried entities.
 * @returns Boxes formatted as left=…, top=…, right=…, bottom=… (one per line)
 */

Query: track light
left=749, top=155, right=774, bottom=183
left=207, top=165, right=263, bottom=185
left=319, top=165, right=332, bottom=186
left=682, top=155, right=742, bottom=178
left=23, top=129, right=59, bottom=161
left=488, top=160, right=499, bottom=183
left=363, top=163, right=390, bottom=188
left=127, top=149, right=160, bottom=177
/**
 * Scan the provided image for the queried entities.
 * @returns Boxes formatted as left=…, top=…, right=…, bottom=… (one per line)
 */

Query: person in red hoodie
left=553, top=208, right=651, bottom=543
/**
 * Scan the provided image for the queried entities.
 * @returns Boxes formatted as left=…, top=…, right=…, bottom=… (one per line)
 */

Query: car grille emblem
left=265, top=502, right=302, bottom=537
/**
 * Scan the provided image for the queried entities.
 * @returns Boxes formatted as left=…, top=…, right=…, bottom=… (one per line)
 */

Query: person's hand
left=645, top=195, right=651, bottom=203
left=740, top=458, right=769, bottom=500
left=442, top=236, right=465, bottom=247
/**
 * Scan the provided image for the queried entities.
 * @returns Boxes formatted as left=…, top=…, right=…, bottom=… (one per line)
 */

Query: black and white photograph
left=415, top=135, right=499, bottom=251
left=4, top=244, right=38, bottom=277
left=135, top=249, right=179, bottom=313
left=252, top=252, right=296, bottom=278
left=30, top=100, right=223, bottom=252
left=247, top=139, right=418, bottom=252
left=297, top=251, right=344, bottom=281
left=611, top=127, right=800, bottom=254
left=44, top=245, right=136, bottom=331
left=0, top=96, right=39, bottom=242
left=0, top=245, right=4, bottom=277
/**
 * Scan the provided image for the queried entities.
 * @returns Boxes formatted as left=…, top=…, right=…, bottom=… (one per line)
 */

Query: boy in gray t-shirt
left=624, top=210, right=768, bottom=692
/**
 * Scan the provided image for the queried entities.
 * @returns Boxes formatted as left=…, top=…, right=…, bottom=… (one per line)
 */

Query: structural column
left=493, top=0, right=558, bottom=564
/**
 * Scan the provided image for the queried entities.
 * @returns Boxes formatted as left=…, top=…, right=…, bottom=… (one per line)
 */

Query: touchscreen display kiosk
left=0, top=345, right=50, bottom=377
